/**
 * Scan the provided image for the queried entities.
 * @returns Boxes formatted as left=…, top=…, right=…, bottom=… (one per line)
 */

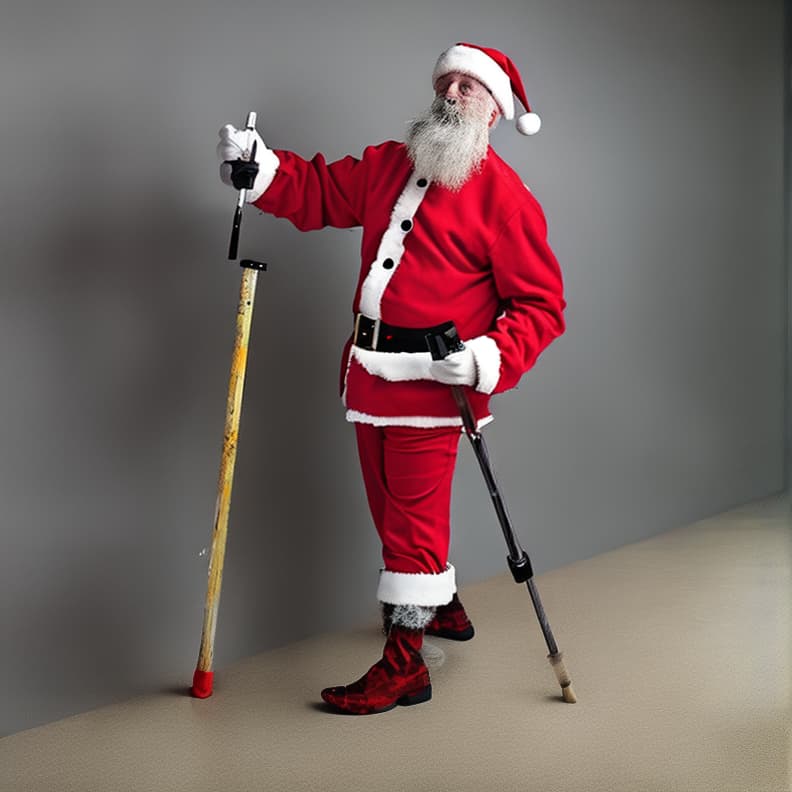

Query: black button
left=401, top=219, right=413, bottom=232
left=383, top=258, right=394, bottom=269
left=417, top=178, right=428, bottom=188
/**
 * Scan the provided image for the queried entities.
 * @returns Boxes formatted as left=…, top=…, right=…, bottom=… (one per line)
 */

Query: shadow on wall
left=213, top=225, right=383, bottom=659
left=11, top=124, right=375, bottom=725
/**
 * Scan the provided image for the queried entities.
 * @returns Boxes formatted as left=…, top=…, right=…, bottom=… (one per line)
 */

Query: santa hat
left=432, top=42, right=542, bottom=136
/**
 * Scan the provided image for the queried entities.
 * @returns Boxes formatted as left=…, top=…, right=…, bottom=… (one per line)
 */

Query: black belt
left=353, top=314, right=454, bottom=353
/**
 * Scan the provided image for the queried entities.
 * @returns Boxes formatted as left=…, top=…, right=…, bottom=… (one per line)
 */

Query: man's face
left=405, top=71, right=498, bottom=190
left=433, top=71, right=497, bottom=125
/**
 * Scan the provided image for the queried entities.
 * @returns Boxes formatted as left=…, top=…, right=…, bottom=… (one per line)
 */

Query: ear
left=488, top=109, right=500, bottom=128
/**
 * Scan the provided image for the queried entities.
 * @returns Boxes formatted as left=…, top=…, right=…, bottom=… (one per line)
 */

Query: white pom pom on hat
left=516, top=112, right=541, bottom=135
left=433, top=42, right=542, bottom=136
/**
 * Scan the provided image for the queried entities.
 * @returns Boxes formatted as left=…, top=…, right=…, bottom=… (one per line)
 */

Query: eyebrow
left=438, top=74, right=474, bottom=88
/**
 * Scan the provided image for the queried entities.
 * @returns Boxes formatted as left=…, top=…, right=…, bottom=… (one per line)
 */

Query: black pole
left=425, top=323, right=575, bottom=701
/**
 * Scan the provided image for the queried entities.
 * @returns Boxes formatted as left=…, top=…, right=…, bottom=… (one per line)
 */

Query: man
left=217, top=43, right=565, bottom=715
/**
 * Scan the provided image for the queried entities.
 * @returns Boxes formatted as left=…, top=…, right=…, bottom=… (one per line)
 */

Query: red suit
left=254, top=140, right=565, bottom=606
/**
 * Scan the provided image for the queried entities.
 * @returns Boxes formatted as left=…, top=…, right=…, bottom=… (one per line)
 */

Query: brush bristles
left=548, top=651, right=577, bottom=703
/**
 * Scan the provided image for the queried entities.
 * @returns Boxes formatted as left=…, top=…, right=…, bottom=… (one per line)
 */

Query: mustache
left=411, top=95, right=492, bottom=131
left=431, top=97, right=464, bottom=124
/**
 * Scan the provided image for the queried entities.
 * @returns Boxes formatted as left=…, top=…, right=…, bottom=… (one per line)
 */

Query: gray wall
left=0, top=0, right=785, bottom=736
left=786, top=0, right=792, bottom=494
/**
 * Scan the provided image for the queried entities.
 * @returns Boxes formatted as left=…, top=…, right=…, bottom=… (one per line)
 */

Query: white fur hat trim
left=432, top=44, right=515, bottom=120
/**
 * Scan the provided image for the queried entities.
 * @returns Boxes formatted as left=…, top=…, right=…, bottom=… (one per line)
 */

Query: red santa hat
left=432, top=42, right=542, bottom=136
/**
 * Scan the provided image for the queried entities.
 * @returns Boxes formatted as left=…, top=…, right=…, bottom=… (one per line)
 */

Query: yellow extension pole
left=191, top=263, right=261, bottom=698
left=191, top=110, right=261, bottom=699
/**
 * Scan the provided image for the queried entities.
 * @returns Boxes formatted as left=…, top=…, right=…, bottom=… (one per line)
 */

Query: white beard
left=405, top=96, right=494, bottom=191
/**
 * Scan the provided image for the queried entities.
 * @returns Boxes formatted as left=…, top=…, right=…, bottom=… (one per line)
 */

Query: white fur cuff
left=467, top=335, right=501, bottom=394
left=247, top=147, right=280, bottom=202
left=377, top=564, right=456, bottom=607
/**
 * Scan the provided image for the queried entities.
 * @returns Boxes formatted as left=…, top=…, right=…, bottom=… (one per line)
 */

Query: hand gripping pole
left=227, top=112, right=257, bottom=261
left=426, top=326, right=577, bottom=703
left=192, top=112, right=266, bottom=698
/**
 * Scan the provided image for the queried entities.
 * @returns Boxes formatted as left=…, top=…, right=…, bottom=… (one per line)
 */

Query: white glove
left=217, top=124, right=279, bottom=202
left=429, top=347, right=478, bottom=387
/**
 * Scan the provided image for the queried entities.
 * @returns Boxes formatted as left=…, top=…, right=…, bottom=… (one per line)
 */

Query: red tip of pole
left=191, top=669, right=214, bottom=698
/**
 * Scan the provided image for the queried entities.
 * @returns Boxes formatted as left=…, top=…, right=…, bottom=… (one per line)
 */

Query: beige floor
left=3, top=496, right=790, bottom=792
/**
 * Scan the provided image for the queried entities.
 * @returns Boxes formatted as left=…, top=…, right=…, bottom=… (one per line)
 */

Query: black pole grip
left=228, top=206, right=243, bottom=260
left=425, top=323, right=465, bottom=361
left=508, top=551, right=534, bottom=583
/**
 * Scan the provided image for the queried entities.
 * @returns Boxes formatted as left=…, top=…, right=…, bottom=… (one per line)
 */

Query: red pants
left=355, top=423, right=461, bottom=576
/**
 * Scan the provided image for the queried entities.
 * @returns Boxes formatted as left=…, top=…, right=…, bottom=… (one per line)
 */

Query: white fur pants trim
left=377, top=564, right=456, bottom=607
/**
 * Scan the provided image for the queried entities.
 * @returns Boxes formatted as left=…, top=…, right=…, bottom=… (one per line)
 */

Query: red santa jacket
left=253, top=140, right=565, bottom=427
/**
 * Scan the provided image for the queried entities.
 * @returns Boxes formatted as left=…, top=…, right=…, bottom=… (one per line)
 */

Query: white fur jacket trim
left=351, top=345, right=433, bottom=382
left=345, top=410, right=494, bottom=430
left=351, top=335, right=501, bottom=394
